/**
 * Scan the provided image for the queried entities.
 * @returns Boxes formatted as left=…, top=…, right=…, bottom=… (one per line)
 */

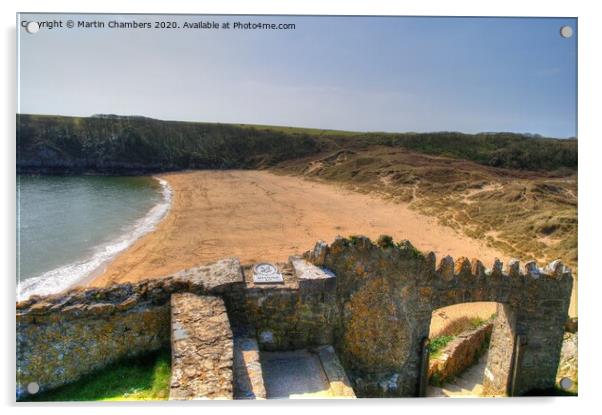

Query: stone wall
left=16, top=236, right=574, bottom=399
left=482, top=304, right=517, bottom=395
left=305, top=235, right=573, bottom=397
left=240, top=262, right=338, bottom=351
left=16, top=256, right=339, bottom=399
left=170, top=293, right=233, bottom=399
left=428, top=323, right=492, bottom=384
left=16, top=258, right=243, bottom=399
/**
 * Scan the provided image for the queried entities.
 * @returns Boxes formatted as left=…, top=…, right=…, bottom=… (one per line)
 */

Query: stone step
left=169, top=293, right=234, bottom=400
left=233, top=337, right=267, bottom=399
left=289, top=256, right=336, bottom=295
left=452, top=375, right=477, bottom=389
left=260, top=347, right=355, bottom=399
left=314, top=345, right=355, bottom=398
left=261, top=350, right=332, bottom=399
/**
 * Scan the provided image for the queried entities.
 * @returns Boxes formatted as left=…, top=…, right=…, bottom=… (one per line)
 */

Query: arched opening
left=425, top=302, right=517, bottom=397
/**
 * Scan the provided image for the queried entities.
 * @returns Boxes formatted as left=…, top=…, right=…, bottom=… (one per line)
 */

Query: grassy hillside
left=275, top=146, right=577, bottom=273
left=17, top=114, right=577, bottom=173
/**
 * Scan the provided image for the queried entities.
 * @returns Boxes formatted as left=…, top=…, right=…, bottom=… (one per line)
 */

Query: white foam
left=17, top=177, right=173, bottom=301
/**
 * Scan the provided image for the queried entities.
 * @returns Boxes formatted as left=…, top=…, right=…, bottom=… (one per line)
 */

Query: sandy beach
left=90, top=170, right=508, bottom=287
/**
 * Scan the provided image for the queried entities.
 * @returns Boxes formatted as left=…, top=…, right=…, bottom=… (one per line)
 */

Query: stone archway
left=306, top=235, right=573, bottom=397
left=424, top=301, right=517, bottom=397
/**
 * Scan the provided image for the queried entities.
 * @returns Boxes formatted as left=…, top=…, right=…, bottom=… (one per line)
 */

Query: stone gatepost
left=483, top=262, right=572, bottom=396
left=482, top=303, right=517, bottom=395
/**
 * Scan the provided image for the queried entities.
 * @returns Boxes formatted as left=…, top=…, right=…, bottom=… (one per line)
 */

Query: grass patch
left=429, top=315, right=493, bottom=359
left=24, top=349, right=171, bottom=402
left=428, top=335, right=455, bottom=358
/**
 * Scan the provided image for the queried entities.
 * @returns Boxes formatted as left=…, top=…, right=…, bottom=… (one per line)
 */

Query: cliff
left=17, top=114, right=577, bottom=174
left=16, top=114, right=323, bottom=174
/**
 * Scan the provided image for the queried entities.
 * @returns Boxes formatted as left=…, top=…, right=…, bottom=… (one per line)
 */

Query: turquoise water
left=17, top=175, right=171, bottom=299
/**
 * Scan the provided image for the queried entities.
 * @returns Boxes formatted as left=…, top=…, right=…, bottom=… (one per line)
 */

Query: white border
left=3, top=1, right=600, bottom=414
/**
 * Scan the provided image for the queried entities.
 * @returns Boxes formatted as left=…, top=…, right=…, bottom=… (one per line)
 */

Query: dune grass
left=24, top=349, right=171, bottom=402
left=276, top=145, right=577, bottom=273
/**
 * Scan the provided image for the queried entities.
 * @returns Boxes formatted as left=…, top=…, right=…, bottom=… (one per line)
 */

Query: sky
left=18, top=14, right=577, bottom=138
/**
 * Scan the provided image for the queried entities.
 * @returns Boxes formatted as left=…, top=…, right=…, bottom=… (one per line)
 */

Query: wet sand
left=90, top=170, right=507, bottom=288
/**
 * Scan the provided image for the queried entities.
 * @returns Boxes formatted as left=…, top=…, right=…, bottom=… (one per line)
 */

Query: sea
left=16, top=175, right=172, bottom=300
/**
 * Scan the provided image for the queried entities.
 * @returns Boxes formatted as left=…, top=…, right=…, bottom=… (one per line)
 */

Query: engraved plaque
left=252, top=263, right=284, bottom=284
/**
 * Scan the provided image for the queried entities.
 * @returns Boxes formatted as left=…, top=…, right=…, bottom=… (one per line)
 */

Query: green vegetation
left=18, top=114, right=576, bottom=173
left=17, top=114, right=322, bottom=173
left=436, top=316, right=490, bottom=338
left=256, top=126, right=578, bottom=171
left=428, top=335, right=455, bottom=358
left=376, top=132, right=576, bottom=171
left=24, top=350, right=171, bottom=402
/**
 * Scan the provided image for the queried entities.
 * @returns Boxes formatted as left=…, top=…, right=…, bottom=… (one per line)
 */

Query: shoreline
left=17, top=176, right=172, bottom=300
left=74, top=176, right=173, bottom=289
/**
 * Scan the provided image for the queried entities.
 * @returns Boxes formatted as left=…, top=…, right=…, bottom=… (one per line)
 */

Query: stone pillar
left=510, top=302, right=570, bottom=394
left=510, top=266, right=572, bottom=395
left=335, top=276, right=413, bottom=397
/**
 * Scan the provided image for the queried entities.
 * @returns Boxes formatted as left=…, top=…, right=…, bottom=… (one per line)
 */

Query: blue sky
left=18, top=14, right=577, bottom=138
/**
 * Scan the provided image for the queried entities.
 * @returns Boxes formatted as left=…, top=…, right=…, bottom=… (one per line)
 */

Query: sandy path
left=90, top=170, right=508, bottom=287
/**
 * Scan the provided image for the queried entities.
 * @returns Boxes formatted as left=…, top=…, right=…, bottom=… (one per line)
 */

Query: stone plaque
left=252, top=263, right=284, bottom=284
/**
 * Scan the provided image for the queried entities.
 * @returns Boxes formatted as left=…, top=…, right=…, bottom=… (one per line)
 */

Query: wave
left=16, top=177, right=172, bottom=301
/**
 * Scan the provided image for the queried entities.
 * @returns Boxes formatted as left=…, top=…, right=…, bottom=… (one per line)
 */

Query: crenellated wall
left=305, top=235, right=573, bottom=397
left=16, top=236, right=573, bottom=399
